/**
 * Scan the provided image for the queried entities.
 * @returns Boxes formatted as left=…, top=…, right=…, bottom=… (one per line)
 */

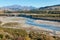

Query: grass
left=0, top=25, right=60, bottom=40
left=31, top=14, right=60, bottom=20
left=2, top=22, right=21, bottom=27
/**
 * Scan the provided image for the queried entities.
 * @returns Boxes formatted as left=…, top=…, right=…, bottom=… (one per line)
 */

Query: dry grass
left=2, top=22, right=20, bottom=27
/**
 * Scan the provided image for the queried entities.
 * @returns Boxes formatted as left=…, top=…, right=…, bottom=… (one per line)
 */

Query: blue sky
left=0, top=0, right=60, bottom=8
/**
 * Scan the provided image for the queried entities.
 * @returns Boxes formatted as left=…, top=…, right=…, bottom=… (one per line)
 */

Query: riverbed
left=0, top=16, right=60, bottom=31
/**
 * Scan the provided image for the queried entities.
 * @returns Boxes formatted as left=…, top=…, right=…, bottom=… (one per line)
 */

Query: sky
left=0, top=0, right=60, bottom=8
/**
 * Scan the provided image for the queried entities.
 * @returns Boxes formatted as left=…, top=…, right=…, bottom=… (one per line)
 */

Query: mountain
left=0, top=5, right=36, bottom=11
left=1, top=4, right=60, bottom=12
left=39, top=4, right=60, bottom=10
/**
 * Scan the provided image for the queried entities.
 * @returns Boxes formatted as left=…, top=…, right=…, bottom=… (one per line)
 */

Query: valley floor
left=0, top=16, right=60, bottom=37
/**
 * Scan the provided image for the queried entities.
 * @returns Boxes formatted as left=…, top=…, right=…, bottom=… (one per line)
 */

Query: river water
left=25, top=19, right=60, bottom=31
left=18, top=15, right=60, bottom=31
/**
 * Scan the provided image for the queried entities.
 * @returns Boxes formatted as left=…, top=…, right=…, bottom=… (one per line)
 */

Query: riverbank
left=0, top=16, right=60, bottom=30
left=34, top=20, right=60, bottom=27
left=0, top=17, right=60, bottom=37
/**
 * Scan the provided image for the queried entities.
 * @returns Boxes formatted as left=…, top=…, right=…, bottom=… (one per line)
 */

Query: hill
left=0, top=5, right=36, bottom=11
left=39, top=4, right=60, bottom=10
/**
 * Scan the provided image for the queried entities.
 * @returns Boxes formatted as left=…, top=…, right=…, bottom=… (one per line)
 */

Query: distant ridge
left=0, top=4, right=60, bottom=11
left=0, top=5, right=36, bottom=11
left=39, top=4, right=60, bottom=10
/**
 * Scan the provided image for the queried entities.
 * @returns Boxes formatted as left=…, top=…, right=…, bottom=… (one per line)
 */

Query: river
left=0, top=16, right=60, bottom=31
left=25, top=19, right=60, bottom=31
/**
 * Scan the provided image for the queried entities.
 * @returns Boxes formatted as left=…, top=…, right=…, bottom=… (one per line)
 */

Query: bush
left=0, top=34, right=3, bottom=39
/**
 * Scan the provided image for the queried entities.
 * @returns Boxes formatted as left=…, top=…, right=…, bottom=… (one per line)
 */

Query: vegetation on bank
left=3, top=10, right=60, bottom=14
left=2, top=22, right=20, bottom=27
left=31, top=14, right=60, bottom=18
left=0, top=21, right=60, bottom=40
left=0, top=27, right=60, bottom=40
left=0, top=10, right=60, bottom=18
